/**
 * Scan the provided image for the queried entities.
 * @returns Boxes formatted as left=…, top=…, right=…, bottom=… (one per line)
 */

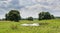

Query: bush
left=27, top=17, right=33, bottom=21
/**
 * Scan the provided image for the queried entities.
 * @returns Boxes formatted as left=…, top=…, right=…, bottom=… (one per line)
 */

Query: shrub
left=27, top=17, right=33, bottom=21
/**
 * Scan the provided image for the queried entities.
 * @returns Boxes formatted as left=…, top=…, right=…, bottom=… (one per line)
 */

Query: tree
left=38, top=12, right=45, bottom=20
left=38, top=12, right=55, bottom=20
left=5, top=14, right=9, bottom=20
left=27, top=17, right=33, bottom=21
left=51, top=15, right=55, bottom=19
left=5, top=10, right=21, bottom=22
left=43, top=12, right=51, bottom=19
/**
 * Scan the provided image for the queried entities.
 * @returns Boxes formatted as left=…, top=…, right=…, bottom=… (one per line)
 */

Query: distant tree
left=5, top=10, right=21, bottom=22
left=51, top=15, right=55, bottom=19
left=38, top=12, right=55, bottom=20
left=5, top=14, right=8, bottom=20
left=27, top=17, right=33, bottom=21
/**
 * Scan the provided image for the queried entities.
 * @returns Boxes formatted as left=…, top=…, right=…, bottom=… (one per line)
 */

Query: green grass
left=0, top=19, right=60, bottom=33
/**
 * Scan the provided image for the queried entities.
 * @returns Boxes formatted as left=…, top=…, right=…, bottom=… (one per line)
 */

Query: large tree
left=38, top=12, right=45, bottom=20
left=38, top=12, right=55, bottom=20
left=5, top=10, right=21, bottom=22
left=43, top=12, right=51, bottom=19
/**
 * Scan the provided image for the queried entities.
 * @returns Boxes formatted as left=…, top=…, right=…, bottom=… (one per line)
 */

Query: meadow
left=0, top=19, right=60, bottom=33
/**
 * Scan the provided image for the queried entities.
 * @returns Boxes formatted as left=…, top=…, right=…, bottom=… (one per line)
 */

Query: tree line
left=5, top=10, right=55, bottom=22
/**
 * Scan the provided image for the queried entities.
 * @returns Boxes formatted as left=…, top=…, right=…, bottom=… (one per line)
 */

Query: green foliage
left=27, top=17, right=33, bottom=21
left=51, top=15, right=55, bottom=19
left=38, top=12, right=55, bottom=20
left=5, top=10, right=21, bottom=22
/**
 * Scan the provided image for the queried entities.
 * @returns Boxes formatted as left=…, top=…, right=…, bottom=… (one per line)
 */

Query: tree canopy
left=38, top=12, right=55, bottom=20
left=5, top=10, right=21, bottom=22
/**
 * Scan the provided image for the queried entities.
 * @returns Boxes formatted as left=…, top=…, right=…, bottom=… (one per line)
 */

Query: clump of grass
left=39, top=22, right=49, bottom=25
left=10, top=24, right=18, bottom=30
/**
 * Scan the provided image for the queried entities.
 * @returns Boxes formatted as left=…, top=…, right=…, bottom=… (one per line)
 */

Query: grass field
left=0, top=19, right=60, bottom=33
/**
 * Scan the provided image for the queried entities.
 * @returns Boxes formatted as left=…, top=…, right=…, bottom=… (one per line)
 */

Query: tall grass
left=0, top=19, right=60, bottom=33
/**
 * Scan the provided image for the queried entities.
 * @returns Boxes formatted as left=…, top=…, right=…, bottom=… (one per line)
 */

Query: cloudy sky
left=0, top=0, right=60, bottom=19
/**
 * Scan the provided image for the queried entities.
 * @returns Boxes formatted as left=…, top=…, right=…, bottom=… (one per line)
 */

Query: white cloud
left=0, top=0, right=60, bottom=19
left=20, top=4, right=51, bottom=18
left=20, top=3, right=60, bottom=18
